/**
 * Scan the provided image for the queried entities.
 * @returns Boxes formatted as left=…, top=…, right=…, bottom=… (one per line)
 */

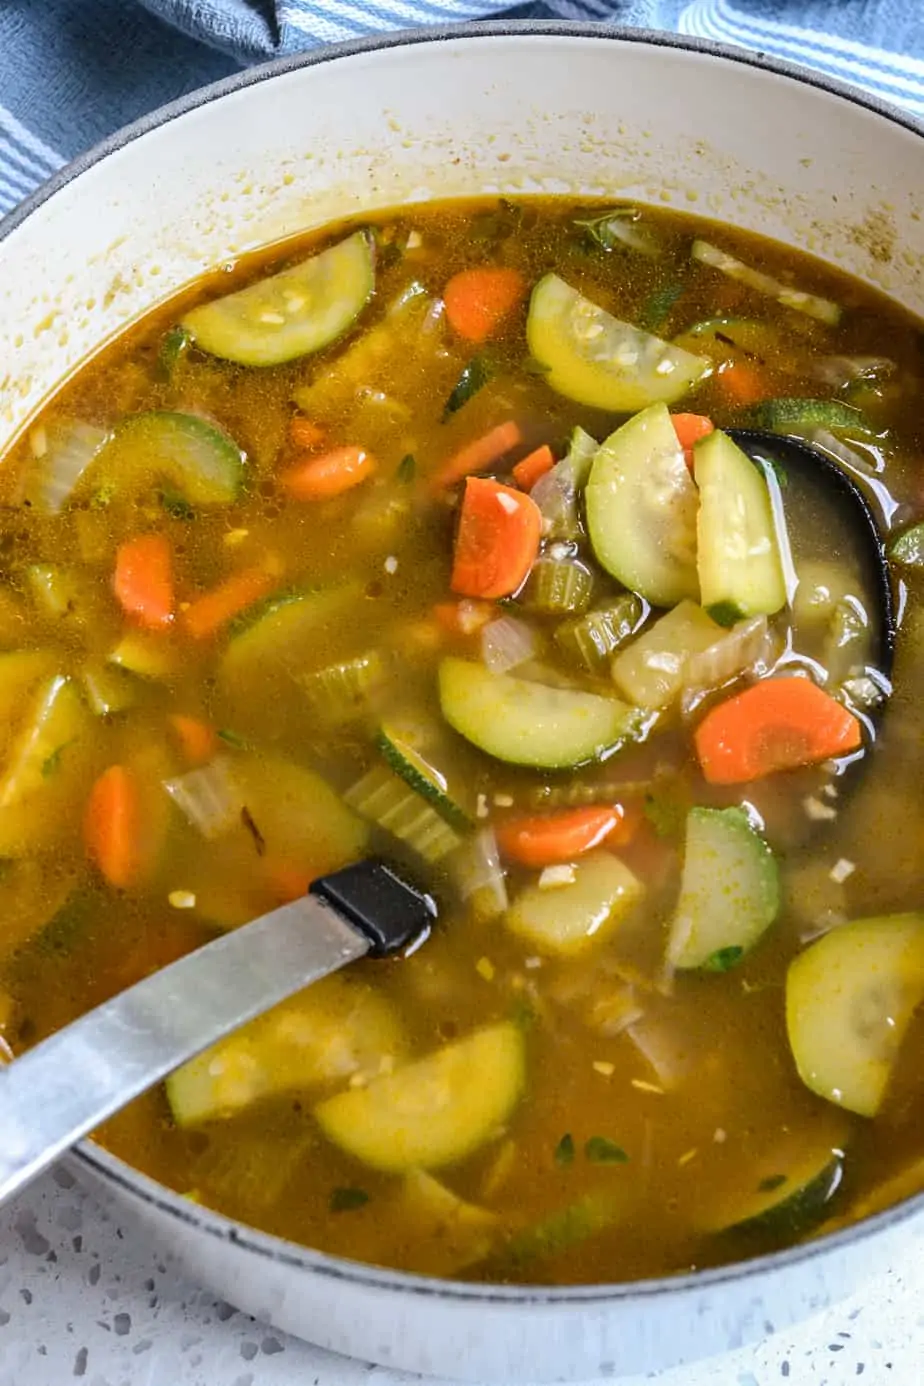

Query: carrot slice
left=84, top=764, right=147, bottom=890
left=262, top=857, right=313, bottom=905
left=182, top=564, right=274, bottom=640
left=716, top=361, right=769, bottom=406
left=288, top=416, right=326, bottom=450
left=432, top=420, right=524, bottom=492
left=444, top=267, right=525, bottom=344
left=512, top=444, right=555, bottom=491
left=168, top=714, right=218, bottom=767
left=451, top=476, right=542, bottom=600
left=671, top=413, right=714, bottom=471
left=695, top=677, right=863, bottom=785
left=280, top=445, right=376, bottom=501
left=432, top=600, right=493, bottom=635
left=113, top=534, right=174, bottom=630
left=496, top=805, right=635, bottom=868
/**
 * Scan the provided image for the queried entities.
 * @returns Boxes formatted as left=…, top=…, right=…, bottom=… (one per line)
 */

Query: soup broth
left=2, top=196, right=924, bottom=1284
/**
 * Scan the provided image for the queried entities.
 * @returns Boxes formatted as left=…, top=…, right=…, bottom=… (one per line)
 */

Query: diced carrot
left=512, top=444, right=555, bottom=491
left=182, top=564, right=274, bottom=640
left=443, top=267, right=526, bottom=344
left=432, top=600, right=494, bottom=636
left=262, top=857, right=313, bottom=905
left=496, top=805, right=636, bottom=868
left=694, top=677, right=863, bottom=785
left=280, top=445, right=376, bottom=501
left=288, top=416, right=326, bottom=450
left=432, top=420, right=524, bottom=492
left=113, top=534, right=174, bottom=630
left=716, top=360, right=769, bottom=406
left=168, top=714, right=218, bottom=767
left=671, top=413, right=714, bottom=470
left=84, top=765, right=147, bottom=890
left=451, top=476, right=542, bottom=600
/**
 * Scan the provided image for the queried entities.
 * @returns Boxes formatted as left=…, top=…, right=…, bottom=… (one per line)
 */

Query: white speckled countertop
left=0, top=1168, right=919, bottom=1386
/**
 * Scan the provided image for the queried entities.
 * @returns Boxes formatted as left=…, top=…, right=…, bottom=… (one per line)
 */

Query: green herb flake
left=397, top=453, right=416, bottom=484
left=329, top=1187, right=370, bottom=1213
left=89, top=482, right=116, bottom=510
left=638, top=280, right=685, bottom=333
left=157, top=325, right=192, bottom=380
left=444, top=355, right=494, bottom=419
left=703, top=945, right=745, bottom=973
left=575, top=208, right=638, bottom=251
left=160, top=489, right=196, bottom=521
left=510, top=996, right=537, bottom=1031
left=584, top=1136, right=629, bottom=1165
left=758, top=1173, right=788, bottom=1194
left=41, top=744, right=66, bottom=778
left=554, top=1133, right=576, bottom=1166
left=217, top=728, right=251, bottom=750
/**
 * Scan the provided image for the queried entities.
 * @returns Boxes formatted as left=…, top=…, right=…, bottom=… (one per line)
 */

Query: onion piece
left=19, top=421, right=108, bottom=514
left=680, top=616, right=777, bottom=715
left=451, top=827, right=508, bottom=922
left=692, top=239, right=841, bottom=325
left=624, top=1017, right=695, bottom=1091
left=811, top=355, right=896, bottom=391
left=164, top=757, right=243, bottom=839
left=481, top=615, right=538, bottom=675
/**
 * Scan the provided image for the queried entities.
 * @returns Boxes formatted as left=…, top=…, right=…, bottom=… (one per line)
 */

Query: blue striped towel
left=1, top=1, right=922, bottom=220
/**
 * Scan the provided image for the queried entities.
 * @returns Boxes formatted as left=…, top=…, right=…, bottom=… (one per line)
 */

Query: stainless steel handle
left=0, top=893, right=368, bottom=1206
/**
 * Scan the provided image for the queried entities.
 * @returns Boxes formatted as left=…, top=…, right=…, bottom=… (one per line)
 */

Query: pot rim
left=7, top=18, right=924, bottom=1303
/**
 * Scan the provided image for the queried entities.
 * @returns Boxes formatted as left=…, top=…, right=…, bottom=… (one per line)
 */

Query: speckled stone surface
left=0, top=1166, right=920, bottom=1386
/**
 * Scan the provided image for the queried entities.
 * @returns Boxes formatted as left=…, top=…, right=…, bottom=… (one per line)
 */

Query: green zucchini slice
left=181, top=230, right=375, bottom=367
left=314, top=1022, right=525, bottom=1172
left=88, top=411, right=244, bottom=505
left=438, top=657, right=646, bottom=770
left=526, top=274, right=709, bottom=413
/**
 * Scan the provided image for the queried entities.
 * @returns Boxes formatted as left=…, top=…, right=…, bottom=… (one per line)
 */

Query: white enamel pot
left=1, top=23, right=923, bottom=1382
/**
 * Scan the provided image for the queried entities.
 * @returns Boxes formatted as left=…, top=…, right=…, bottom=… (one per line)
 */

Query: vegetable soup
left=2, top=197, right=924, bottom=1284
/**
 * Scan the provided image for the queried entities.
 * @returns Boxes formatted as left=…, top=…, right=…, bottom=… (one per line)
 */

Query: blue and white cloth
left=1, top=1, right=922, bottom=221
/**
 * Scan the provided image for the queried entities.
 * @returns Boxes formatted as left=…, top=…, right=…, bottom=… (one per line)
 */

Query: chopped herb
left=470, top=198, right=523, bottom=243
left=444, top=355, right=494, bottom=418
left=329, top=1187, right=370, bottom=1213
left=89, top=482, right=115, bottom=510
left=758, top=1173, right=789, bottom=1193
left=584, top=1136, right=629, bottom=1165
left=217, top=728, right=251, bottom=750
left=638, top=280, right=686, bottom=333
left=575, top=207, right=638, bottom=251
left=510, top=996, right=537, bottom=1030
left=240, top=806, right=266, bottom=856
left=41, top=744, right=67, bottom=778
left=160, top=489, right=196, bottom=521
left=643, top=793, right=685, bottom=839
left=554, top=1133, right=576, bottom=1166
left=703, top=945, right=745, bottom=973
left=397, top=453, right=416, bottom=484
left=157, top=325, right=192, bottom=380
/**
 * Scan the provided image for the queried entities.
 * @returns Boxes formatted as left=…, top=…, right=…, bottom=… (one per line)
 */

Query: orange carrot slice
left=512, top=444, right=555, bottom=491
left=84, top=765, right=147, bottom=890
left=695, top=677, right=863, bottom=784
left=182, top=565, right=275, bottom=640
left=168, top=714, right=218, bottom=767
left=496, top=805, right=635, bottom=867
left=717, top=361, right=769, bottom=406
left=113, top=534, right=174, bottom=630
left=432, top=420, right=524, bottom=492
left=288, top=416, right=326, bottom=450
left=451, top=476, right=542, bottom=600
left=444, top=267, right=525, bottom=344
left=280, top=445, right=375, bottom=501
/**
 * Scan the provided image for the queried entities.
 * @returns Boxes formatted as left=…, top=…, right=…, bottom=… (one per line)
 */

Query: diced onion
left=21, top=421, right=108, bottom=514
left=680, top=616, right=776, bottom=716
left=481, top=615, right=538, bottom=674
left=692, top=239, right=841, bottom=324
left=451, top=827, right=508, bottom=921
left=811, top=355, right=895, bottom=390
left=164, top=757, right=243, bottom=839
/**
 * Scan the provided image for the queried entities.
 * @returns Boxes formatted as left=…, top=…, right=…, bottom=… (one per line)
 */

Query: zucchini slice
left=585, top=403, right=700, bottom=607
left=438, top=657, right=646, bottom=770
left=786, top=913, right=924, bottom=1117
left=750, top=397, right=868, bottom=435
left=526, top=274, right=709, bottom=413
left=506, top=849, right=643, bottom=956
left=220, top=585, right=358, bottom=696
left=377, top=724, right=471, bottom=832
left=0, top=675, right=88, bottom=810
left=666, top=807, right=779, bottom=971
left=166, top=975, right=406, bottom=1126
left=693, top=428, right=787, bottom=624
left=181, top=230, right=375, bottom=367
left=87, top=412, right=245, bottom=505
left=314, top=1022, right=525, bottom=1172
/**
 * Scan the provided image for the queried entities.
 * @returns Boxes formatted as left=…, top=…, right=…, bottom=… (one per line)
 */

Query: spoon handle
left=0, top=858, right=434, bottom=1207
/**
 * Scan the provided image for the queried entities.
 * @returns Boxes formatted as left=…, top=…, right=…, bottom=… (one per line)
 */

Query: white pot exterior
left=2, top=24, right=924, bottom=1380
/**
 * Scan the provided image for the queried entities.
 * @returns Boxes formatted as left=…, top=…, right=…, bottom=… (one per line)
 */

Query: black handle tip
left=310, top=859, right=437, bottom=957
